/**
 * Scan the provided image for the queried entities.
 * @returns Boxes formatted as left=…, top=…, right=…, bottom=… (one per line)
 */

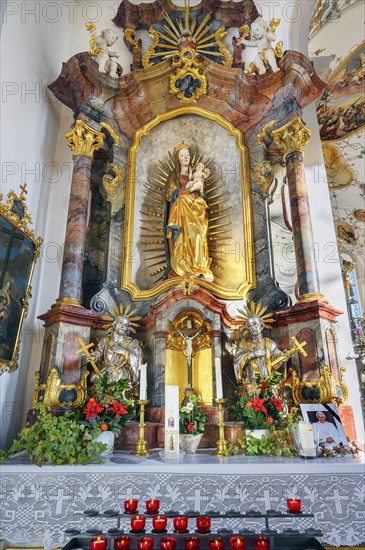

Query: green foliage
left=228, top=425, right=297, bottom=457
left=179, top=394, right=207, bottom=435
left=79, top=372, right=136, bottom=437
left=2, top=405, right=106, bottom=466
left=230, top=372, right=285, bottom=430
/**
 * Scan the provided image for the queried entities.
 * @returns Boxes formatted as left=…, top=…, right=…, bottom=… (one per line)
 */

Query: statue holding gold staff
left=77, top=304, right=143, bottom=387
left=231, top=301, right=307, bottom=383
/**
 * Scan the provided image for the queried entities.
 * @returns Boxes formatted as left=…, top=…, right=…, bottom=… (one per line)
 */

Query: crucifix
left=0, top=222, right=25, bottom=288
left=176, top=317, right=203, bottom=391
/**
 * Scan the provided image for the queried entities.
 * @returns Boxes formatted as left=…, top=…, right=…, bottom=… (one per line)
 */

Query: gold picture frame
left=122, top=106, right=255, bottom=301
left=0, top=185, right=42, bottom=373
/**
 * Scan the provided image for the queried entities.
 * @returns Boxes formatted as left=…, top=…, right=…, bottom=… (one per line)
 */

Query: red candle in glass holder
left=160, top=537, right=177, bottom=550
left=208, top=538, right=224, bottom=550
left=124, top=499, right=139, bottom=514
left=196, top=515, right=211, bottom=533
left=287, top=498, right=302, bottom=514
left=153, top=515, right=168, bottom=532
left=115, top=537, right=132, bottom=550
left=131, top=515, right=146, bottom=532
left=91, top=537, right=107, bottom=550
left=230, top=536, right=247, bottom=550
left=253, top=537, right=270, bottom=550
left=185, top=537, right=200, bottom=550
left=173, top=516, right=188, bottom=533
left=146, top=499, right=160, bottom=514
left=137, top=538, right=154, bottom=550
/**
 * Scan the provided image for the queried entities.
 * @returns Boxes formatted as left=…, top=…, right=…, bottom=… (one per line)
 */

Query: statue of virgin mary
left=164, top=143, right=214, bottom=282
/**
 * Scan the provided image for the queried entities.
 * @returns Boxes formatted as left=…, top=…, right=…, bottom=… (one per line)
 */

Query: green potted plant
left=179, top=393, right=207, bottom=454
left=0, top=404, right=106, bottom=466
left=79, top=373, right=135, bottom=456
left=230, top=372, right=284, bottom=439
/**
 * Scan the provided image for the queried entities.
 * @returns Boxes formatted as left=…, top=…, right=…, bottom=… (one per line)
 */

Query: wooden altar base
left=1, top=452, right=364, bottom=548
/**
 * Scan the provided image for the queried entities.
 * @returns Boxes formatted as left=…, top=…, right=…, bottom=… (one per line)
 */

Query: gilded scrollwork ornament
left=169, top=48, right=208, bottom=103
left=102, top=163, right=124, bottom=201
left=252, top=160, right=278, bottom=204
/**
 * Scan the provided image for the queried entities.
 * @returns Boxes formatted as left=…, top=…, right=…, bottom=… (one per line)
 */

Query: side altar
left=33, top=0, right=356, bottom=447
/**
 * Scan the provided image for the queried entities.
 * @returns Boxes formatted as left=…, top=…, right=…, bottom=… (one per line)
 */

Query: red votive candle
left=137, top=538, right=154, bottom=550
left=196, top=515, right=211, bottom=533
left=287, top=498, right=302, bottom=514
left=131, top=515, right=146, bottom=532
left=173, top=516, right=188, bottom=533
left=230, top=536, right=247, bottom=550
left=185, top=537, right=200, bottom=550
left=91, top=537, right=107, bottom=550
left=254, top=537, right=270, bottom=550
left=115, top=537, right=132, bottom=550
left=160, top=537, right=177, bottom=550
left=153, top=515, right=168, bottom=532
left=208, top=538, right=224, bottom=550
left=146, top=499, right=160, bottom=514
left=124, top=499, right=139, bottom=514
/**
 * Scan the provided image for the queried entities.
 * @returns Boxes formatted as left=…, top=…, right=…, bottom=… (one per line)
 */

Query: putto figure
left=237, top=17, right=282, bottom=75
left=86, top=23, right=121, bottom=78
left=88, top=306, right=143, bottom=385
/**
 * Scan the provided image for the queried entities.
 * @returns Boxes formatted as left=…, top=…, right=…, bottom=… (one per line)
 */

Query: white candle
left=298, top=421, right=315, bottom=451
left=164, top=385, right=180, bottom=458
left=139, top=363, right=147, bottom=401
left=215, top=357, right=223, bottom=399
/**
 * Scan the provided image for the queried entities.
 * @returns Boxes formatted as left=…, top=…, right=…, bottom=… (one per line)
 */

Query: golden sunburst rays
left=205, top=165, right=232, bottom=277
left=143, top=10, right=231, bottom=68
left=108, top=304, right=142, bottom=333
left=236, top=301, right=275, bottom=330
left=140, top=159, right=170, bottom=282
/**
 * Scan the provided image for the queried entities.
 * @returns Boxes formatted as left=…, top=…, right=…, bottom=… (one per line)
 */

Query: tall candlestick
left=215, top=357, right=223, bottom=399
left=139, top=363, right=147, bottom=401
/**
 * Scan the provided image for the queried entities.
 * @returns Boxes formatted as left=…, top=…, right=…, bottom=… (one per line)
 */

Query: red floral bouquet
left=231, top=372, right=284, bottom=429
left=79, top=373, right=135, bottom=436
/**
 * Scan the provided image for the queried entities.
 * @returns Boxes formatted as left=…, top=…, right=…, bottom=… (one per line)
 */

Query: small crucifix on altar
left=176, top=317, right=203, bottom=397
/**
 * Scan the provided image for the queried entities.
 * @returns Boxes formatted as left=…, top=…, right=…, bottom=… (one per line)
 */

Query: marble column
left=272, top=116, right=325, bottom=303
left=58, top=119, right=104, bottom=306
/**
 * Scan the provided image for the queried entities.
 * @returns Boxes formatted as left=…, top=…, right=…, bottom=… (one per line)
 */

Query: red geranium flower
left=108, top=401, right=128, bottom=417
left=83, top=398, right=104, bottom=420
left=187, top=423, right=195, bottom=433
left=251, top=398, right=266, bottom=413
left=270, top=397, right=283, bottom=411
left=260, top=382, right=267, bottom=393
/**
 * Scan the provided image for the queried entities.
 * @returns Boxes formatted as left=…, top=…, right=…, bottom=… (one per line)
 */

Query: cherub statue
left=185, top=162, right=210, bottom=196
left=237, top=17, right=282, bottom=76
left=86, top=23, right=121, bottom=79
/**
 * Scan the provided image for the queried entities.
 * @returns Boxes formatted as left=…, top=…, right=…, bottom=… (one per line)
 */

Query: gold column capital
left=272, top=115, right=311, bottom=159
left=66, top=119, right=104, bottom=159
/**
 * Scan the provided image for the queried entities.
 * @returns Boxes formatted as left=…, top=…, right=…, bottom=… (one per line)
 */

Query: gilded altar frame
left=122, top=106, right=254, bottom=301
left=0, top=187, right=42, bottom=373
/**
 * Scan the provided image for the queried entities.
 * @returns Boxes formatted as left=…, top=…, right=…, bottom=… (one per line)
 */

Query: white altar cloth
left=1, top=451, right=364, bottom=548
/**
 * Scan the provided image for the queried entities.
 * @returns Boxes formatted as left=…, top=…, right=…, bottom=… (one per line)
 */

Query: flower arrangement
left=230, top=372, right=284, bottom=429
left=79, top=373, right=135, bottom=437
left=179, top=394, right=207, bottom=435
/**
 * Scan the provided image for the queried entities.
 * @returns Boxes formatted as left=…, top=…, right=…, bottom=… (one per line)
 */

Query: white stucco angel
left=86, top=23, right=121, bottom=79
left=237, top=17, right=282, bottom=76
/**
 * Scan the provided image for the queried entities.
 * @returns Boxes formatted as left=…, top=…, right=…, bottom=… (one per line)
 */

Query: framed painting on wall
left=0, top=185, right=42, bottom=373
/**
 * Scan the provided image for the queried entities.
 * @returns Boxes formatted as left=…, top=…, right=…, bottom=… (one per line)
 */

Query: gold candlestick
left=213, top=398, right=228, bottom=456
left=133, top=399, right=150, bottom=457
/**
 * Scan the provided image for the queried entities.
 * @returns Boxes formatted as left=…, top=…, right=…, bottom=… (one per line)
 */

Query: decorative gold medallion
left=169, top=48, right=208, bottom=103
